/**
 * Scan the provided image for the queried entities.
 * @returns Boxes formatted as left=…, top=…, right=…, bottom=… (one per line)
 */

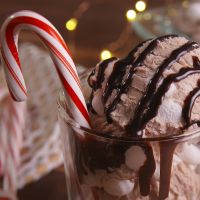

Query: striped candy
left=0, top=10, right=90, bottom=128
left=0, top=86, right=26, bottom=200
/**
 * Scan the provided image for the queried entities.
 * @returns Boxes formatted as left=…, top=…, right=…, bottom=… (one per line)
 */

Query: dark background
left=0, top=0, right=181, bottom=67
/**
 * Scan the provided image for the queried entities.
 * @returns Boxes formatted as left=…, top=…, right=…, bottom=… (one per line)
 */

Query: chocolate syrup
left=102, top=39, right=152, bottom=109
left=103, top=39, right=150, bottom=104
left=88, top=69, right=95, bottom=88
left=182, top=58, right=200, bottom=127
left=142, top=67, right=200, bottom=130
left=94, top=57, right=117, bottom=91
left=182, top=83, right=200, bottom=126
left=129, top=41, right=198, bottom=135
left=104, top=35, right=178, bottom=122
left=87, top=58, right=117, bottom=113
left=159, top=142, right=177, bottom=200
left=139, top=143, right=156, bottom=196
left=75, top=134, right=133, bottom=173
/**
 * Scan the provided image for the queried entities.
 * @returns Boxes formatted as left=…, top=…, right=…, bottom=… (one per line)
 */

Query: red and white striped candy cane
left=0, top=10, right=90, bottom=128
left=0, top=86, right=26, bottom=200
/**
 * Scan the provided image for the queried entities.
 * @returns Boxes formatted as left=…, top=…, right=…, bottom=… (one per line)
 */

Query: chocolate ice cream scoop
left=88, top=35, right=200, bottom=137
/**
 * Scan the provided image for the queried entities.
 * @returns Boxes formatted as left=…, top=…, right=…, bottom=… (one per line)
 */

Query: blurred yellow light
left=100, top=50, right=112, bottom=60
left=65, top=18, right=78, bottom=31
left=126, top=9, right=137, bottom=22
left=182, top=0, right=189, bottom=8
left=135, top=1, right=146, bottom=12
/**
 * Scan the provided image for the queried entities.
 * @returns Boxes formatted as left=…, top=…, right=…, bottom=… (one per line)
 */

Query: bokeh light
left=182, top=0, right=189, bottom=8
left=65, top=18, right=78, bottom=31
left=126, top=9, right=137, bottom=22
left=135, top=1, right=146, bottom=12
left=100, top=50, right=112, bottom=60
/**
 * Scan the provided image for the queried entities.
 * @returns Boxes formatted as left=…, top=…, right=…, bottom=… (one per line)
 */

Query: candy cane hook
left=1, top=10, right=90, bottom=128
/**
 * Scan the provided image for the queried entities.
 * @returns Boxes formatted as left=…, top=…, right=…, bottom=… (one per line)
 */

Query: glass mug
left=58, top=91, right=200, bottom=200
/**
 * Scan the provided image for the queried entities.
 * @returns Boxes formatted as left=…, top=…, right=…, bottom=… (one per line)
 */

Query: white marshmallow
left=179, top=143, right=200, bottom=165
left=125, top=146, right=146, bottom=171
left=157, top=99, right=182, bottom=125
left=102, top=174, right=135, bottom=197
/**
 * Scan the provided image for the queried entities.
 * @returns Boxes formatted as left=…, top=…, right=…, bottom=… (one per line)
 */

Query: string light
left=135, top=1, right=146, bottom=12
left=126, top=9, right=137, bottom=22
left=65, top=18, right=78, bottom=31
left=100, top=50, right=112, bottom=60
left=182, top=0, right=189, bottom=8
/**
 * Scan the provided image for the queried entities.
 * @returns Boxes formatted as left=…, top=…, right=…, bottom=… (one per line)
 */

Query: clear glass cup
left=58, top=91, right=200, bottom=200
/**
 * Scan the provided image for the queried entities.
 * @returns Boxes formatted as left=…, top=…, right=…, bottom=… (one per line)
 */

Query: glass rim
left=57, top=91, right=200, bottom=143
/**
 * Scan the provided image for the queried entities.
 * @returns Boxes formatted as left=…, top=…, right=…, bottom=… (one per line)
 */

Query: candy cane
left=0, top=87, right=26, bottom=200
left=1, top=10, right=90, bottom=128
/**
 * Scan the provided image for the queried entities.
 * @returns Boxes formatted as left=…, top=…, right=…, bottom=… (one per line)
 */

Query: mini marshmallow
left=102, top=174, right=135, bottom=197
left=179, top=143, right=200, bottom=165
left=125, top=146, right=146, bottom=171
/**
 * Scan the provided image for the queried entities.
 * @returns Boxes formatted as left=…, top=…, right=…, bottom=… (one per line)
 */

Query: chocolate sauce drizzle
left=182, top=83, right=200, bottom=126
left=87, top=57, right=117, bottom=113
left=94, top=57, right=117, bottom=91
left=104, top=35, right=178, bottom=121
left=138, top=144, right=156, bottom=196
left=128, top=41, right=199, bottom=135
left=159, top=142, right=177, bottom=200
left=103, top=39, right=152, bottom=105
left=88, top=38, right=152, bottom=118
left=182, top=57, right=200, bottom=127
left=143, top=64, right=200, bottom=125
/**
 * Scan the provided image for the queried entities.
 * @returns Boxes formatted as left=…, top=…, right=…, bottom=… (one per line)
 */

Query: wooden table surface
left=18, top=168, right=67, bottom=200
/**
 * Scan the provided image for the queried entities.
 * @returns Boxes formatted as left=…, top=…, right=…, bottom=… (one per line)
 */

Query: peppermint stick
left=1, top=10, right=90, bottom=128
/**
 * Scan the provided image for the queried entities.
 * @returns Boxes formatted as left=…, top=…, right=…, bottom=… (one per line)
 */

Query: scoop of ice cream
left=88, top=35, right=200, bottom=137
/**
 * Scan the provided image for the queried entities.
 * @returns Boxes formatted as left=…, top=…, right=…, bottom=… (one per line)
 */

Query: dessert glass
left=58, top=91, right=200, bottom=200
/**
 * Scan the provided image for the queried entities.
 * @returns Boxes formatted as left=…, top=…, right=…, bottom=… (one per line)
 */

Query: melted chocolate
left=87, top=57, right=117, bottom=113
left=100, top=39, right=151, bottom=122
left=139, top=144, right=156, bottom=196
left=128, top=41, right=198, bottom=135
left=103, top=39, right=150, bottom=104
left=104, top=35, right=178, bottom=122
left=94, top=57, right=117, bottom=91
left=76, top=134, right=133, bottom=173
left=159, top=142, right=177, bottom=200
left=141, top=67, right=200, bottom=131
left=182, top=81, right=200, bottom=126
left=88, top=69, right=95, bottom=88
